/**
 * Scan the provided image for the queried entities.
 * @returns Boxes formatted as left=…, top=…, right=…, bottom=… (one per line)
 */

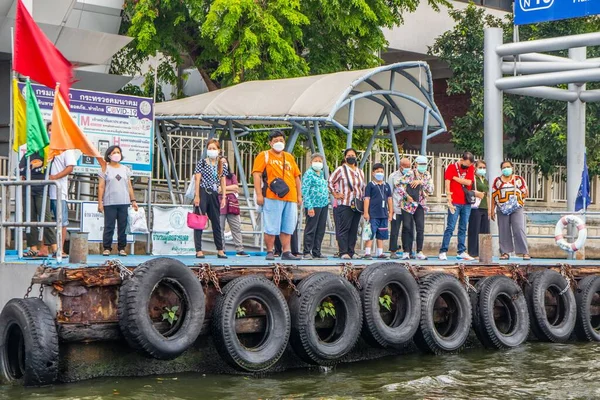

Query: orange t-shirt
left=252, top=150, right=301, bottom=203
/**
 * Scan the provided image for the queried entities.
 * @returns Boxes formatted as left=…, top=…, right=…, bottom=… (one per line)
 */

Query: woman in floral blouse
left=395, top=155, right=434, bottom=260
left=301, top=153, right=330, bottom=259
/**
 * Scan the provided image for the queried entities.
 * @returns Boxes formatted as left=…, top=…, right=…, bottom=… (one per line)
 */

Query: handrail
left=0, top=180, right=63, bottom=263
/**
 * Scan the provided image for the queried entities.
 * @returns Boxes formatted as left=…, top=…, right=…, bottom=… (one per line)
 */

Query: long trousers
left=303, top=206, right=328, bottom=257
left=334, top=205, right=361, bottom=257
left=389, top=213, right=403, bottom=252
left=497, top=207, right=529, bottom=255
left=402, top=206, right=425, bottom=253
left=194, top=187, right=224, bottom=252
left=103, top=204, right=128, bottom=251
left=467, top=208, right=490, bottom=257
left=25, top=193, right=56, bottom=247
left=220, top=213, right=244, bottom=252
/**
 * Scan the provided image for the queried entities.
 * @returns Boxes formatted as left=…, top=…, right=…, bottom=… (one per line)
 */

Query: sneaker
left=439, top=252, right=448, bottom=261
left=341, top=254, right=351, bottom=260
left=457, top=252, right=475, bottom=261
left=313, top=254, right=328, bottom=260
left=401, top=252, right=411, bottom=260
left=266, top=251, right=275, bottom=261
left=282, top=252, right=301, bottom=261
left=236, top=251, right=250, bottom=257
left=363, top=254, right=373, bottom=260
left=303, top=254, right=314, bottom=260
left=390, top=252, right=400, bottom=260
left=377, top=254, right=388, bottom=259
left=416, top=252, right=428, bottom=260
left=352, top=254, right=361, bottom=260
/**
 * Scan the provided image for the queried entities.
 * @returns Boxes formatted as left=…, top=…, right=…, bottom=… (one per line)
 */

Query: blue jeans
left=439, top=204, right=472, bottom=254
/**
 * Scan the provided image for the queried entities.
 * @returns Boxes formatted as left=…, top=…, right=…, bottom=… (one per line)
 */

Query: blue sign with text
left=515, top=0, right=600, bottom=25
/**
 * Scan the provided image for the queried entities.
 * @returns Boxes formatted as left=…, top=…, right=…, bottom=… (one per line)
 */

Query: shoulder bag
left=497, top=177, right=522, bottom=215
left=187, top=206, right=208, bottom=230
left=262, top=151, right=290, bottom=198
left=343, top=165, right=364, bottom=213
left=472, top=177, right=482, bottom=209
left=455, top=163, right=476, bottom=205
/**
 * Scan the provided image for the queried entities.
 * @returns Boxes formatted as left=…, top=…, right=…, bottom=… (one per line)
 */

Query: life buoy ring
left=555, top=214, right=587, bottom=252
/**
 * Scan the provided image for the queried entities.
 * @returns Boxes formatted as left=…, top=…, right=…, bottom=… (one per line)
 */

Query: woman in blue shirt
left=301, top=153, right=330, bottom=259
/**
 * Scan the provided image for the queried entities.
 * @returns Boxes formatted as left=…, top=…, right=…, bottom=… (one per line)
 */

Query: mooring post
left=484, top=28, right=504, bottom=258
left=69, top=232, right=89, bottom=264
left=479, top=234, right=493, bottom=264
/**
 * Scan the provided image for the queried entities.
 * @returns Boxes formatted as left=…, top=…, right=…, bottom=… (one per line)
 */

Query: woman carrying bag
left=219, top=158, right=249, bottom=257
left=490, top=160, right=530, bottom=261
left=467, top=160, right=490, bottom=258
left=192, top=139, right=228, bottom=259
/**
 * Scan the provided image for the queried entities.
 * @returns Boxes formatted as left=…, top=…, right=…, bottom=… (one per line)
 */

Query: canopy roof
left=155, top=62, right=446, bottom=133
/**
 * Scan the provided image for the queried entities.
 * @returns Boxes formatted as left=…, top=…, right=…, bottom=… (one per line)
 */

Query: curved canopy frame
left=154, top=62, right=447, bottom=219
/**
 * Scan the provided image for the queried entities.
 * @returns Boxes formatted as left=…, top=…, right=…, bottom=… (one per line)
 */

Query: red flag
left=14, top=0, right=74, bottom=106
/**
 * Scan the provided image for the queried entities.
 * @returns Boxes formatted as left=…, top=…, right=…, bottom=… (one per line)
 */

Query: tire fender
left=574, top=275, right=600, bottom=342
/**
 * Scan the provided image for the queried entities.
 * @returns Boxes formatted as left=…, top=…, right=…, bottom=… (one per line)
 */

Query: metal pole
left=0, top=185, right=6, bottom=263
left=420, top=108, right=430, bottom=155
left=37, top=164, right=51, bottom=242
left=346, top=100, right=355, bottom=149
left=484, top=28, right=504, bottom=257
left=227, top=121, right=257, bottom=231
left=285, top=127, right=301, bottom=152
left=156, top=122, right=177, bottom=204
left=496, top=32, right=600, bottom=57
left=359, top=110, right=386, bottom=170
left=387, top=109, right=401, bottom=167
left=16, top=184, right=23, bottom=258
left=567, top=47, right=587, bottom=260
left=25, top=155, right=31, bottom=234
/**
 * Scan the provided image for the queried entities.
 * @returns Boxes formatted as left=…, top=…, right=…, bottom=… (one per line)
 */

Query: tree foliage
left=429, top=4, right=600, bottom=175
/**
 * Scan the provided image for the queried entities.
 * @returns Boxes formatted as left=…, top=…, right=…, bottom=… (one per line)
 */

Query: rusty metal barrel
left=69, top=232, right=89, bottom=264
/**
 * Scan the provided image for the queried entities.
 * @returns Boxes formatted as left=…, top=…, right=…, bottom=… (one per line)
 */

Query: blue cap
left=415, top=155, right=427, bottom=164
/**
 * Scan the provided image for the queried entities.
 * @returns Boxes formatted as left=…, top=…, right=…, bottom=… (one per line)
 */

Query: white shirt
left=388, top=170, right=403, bottom=215
left=49, top=150, right=77, bottom=200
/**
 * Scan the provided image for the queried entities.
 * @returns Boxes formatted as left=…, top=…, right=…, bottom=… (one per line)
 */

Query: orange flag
left=50, top=86, right=105, bottom=167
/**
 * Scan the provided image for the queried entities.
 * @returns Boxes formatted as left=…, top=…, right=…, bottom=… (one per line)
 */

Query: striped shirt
left=492, top=175, right=528, bottom=207
left=328, top=164, right=366, bottom=207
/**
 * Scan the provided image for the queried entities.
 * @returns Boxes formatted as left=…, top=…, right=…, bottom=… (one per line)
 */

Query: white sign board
left=80, top=202, right=133, bottom=243
left=152, top=206, right=196, bottom=256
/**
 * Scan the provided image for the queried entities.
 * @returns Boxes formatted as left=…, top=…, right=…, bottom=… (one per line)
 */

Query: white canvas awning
left=155, top=62, right=446, bottom=133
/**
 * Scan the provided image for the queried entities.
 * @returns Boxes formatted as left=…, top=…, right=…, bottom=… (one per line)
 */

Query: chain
left=23, top=281, right=33, bottom=299
left=509, top=264, right=530, bottom=287
left=107, top=259, right=133, bottom=280
left=558, top=263, right=575, bottom=296
left=198, top=263, right=223, bottom=294
left=38, top=284, right=45, bottom=300
left=457, top=264, right=476, bottom=293
left=272, top=263, right=300, bottom=296
left=404, top=263, right=420, bottom=282
left=341, top=263, right=362, bottom=290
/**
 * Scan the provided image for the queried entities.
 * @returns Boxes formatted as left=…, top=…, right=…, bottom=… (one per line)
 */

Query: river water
left=2, top=342, right=600, bottom=399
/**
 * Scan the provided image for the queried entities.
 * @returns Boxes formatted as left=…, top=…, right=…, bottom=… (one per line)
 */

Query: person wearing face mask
left=218, top=158, right=249, bottom=257
left=387, top=161, right=405, bottom=259
left=467, top=160, right=490, bottom=258
left=490, top=160, right=530, bottom=260
left=363, top=163, right=393, bottom=259
left=98, top=145, right=138, bottom=256
left=396, top=155, right=434, bottom=260
left=301, top=153, right=330, bottom=259
left=439, top=151, right=476, bottom=261
left=252, top=130, right=302, bottom=261
left=328, top=148, right=366, bottom=260
left=193, top=139, right=228, bottom=259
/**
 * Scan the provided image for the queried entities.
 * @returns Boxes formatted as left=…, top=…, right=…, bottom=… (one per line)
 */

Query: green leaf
left=171, top=306, right=179, bottom=312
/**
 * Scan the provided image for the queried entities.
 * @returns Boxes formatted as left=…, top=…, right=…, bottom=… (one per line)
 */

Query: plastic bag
left=128, top=207, right=149, bottom=234
left=362, top=221, right=373, bottom=241
left=184, top=178, right=196, bottom=201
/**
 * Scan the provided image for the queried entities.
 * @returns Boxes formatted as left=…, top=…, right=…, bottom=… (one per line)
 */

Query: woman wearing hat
left=301, top=153, right=330, bottom=259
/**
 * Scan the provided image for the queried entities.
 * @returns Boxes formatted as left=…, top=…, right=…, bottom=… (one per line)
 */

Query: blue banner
left=515, top=0, right=600, bottom=25
left=575, top=153, right=591, bottom=212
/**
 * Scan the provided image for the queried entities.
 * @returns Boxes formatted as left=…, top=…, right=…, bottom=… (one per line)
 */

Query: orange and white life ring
left=555, top=215, right=587, bottom=252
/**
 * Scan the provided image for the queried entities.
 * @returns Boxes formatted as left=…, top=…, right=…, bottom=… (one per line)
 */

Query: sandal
left=523, top=254, right=531, bottom=261
left=103, top=250, right=111, bottom=256
left=500, top=253, right=510, bottom=260
left=196, top=252, right=205, bottom=259
left=24, top=250, right=39, bottom=257
left=119, top=250, right=128, bottom=257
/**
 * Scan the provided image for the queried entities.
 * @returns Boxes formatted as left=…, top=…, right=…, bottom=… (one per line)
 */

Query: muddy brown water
left=2, top=342, right=600, bottom=399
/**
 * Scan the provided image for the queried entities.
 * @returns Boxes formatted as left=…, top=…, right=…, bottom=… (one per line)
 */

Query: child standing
left=363, top=163, right=393, bottom=259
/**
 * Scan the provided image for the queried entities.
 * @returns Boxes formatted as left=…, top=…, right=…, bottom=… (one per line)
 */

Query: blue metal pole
left=346, top=100, right=355, bottom=149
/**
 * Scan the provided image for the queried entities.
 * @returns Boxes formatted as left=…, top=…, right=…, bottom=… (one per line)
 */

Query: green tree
left=429, top=4, right=600, bottom=175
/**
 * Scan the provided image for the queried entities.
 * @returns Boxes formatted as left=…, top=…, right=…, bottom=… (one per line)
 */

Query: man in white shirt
left=47, top=122, right=77, bottom=256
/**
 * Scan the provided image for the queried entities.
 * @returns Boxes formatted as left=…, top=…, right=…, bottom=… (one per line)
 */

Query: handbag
left=497, top=178, right=522, bottom=216
left=471, top=177, right=482, bottom=209
left=226, top=193, right=240, bottom=215
left=342, top=165, right=364, bottom=213
left=187, top=207, right=208, bottom=230
left=455, top=163, right=476, bottom=205
left=262, top=151, right=290, bottom=198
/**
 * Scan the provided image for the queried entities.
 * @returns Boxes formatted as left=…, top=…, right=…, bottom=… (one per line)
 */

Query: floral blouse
left=302, top=168, right=330, bottom=210
left=394, top=169, right=434, bottom=214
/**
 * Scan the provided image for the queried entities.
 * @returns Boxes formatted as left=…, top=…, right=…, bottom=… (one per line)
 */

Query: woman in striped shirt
left=328, top=148, right=366, bottom=259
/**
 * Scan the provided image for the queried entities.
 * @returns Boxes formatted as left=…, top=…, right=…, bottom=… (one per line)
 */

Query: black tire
left=523, top=271, right=546, bottom=341
left=524, top=269, right=576, bottom=343
left=469, top=277, right=493, bottom=348
left=0, top=298, right=59, bottom=386
left=118, top=257, right=205, bottom=360
left=413, top=273, right=472, bottom=354
left=473, top=276, right=530, bottom=349
left=212, top=275, right=290, bottom=372
left=574, top=275, right=600, bottom=342
left=289, top=272, right=363, bottom=365
left=359, top=263, right=421, bottom=348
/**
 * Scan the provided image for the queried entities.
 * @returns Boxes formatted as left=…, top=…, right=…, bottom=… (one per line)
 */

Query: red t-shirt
left=445, top=162, right=475, bottom=205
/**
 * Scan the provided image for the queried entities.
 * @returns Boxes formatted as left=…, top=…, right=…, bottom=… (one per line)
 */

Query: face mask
left=460, top=163, right=469, bottom=169
left=110, top=154, right=121, bottom=163
left=402, top=168, right=411, bottom=175
left=417, top=165, right=427, bottom=173
left=207, top=149, right=219, bottom=159
left=346, top=157, right=357, bottom=165
left=374, top=172, right=385, bottom=181
left=502, top=167, right=513, bottom=177
left=272, top=142, right=285, bottom=152
left=477, top=168, right=487, bottom=176
left=312, top=162, right=323, bottom=171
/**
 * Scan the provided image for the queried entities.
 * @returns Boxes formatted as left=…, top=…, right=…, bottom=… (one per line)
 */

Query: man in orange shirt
left=252, top=130, right=302, bottom=260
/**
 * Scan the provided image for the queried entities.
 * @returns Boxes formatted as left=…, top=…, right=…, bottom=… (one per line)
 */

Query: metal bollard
left=479, top=233, right=493, bottom=264
left=69, top=232, right=89, bottom=264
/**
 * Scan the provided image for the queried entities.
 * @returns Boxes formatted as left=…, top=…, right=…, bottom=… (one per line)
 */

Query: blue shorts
left=370, top=218, right=389, bottom=240
left=263, top=198, right=298, bottom=236
left=50, top=199, right=69, bottom=227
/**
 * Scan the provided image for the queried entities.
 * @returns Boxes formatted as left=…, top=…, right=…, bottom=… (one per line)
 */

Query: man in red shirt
left=439, top=152, right=475, bottom=261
